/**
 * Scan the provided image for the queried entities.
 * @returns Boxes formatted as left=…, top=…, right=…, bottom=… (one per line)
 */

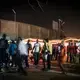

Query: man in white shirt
left=18, top=40, right=29, bottom=68
left=33, top=39, right=41, bottom=67
left=15, top=37, right=27, bottom=75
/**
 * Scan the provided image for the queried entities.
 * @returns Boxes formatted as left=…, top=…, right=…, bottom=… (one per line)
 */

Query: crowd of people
left=0, top=34, right=54, bottom=75
left=1, top=33, right=80, bottom=75
left=52, top=42, right=80, bottom=64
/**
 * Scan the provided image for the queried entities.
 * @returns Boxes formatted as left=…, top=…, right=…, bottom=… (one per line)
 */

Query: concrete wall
left=0, top=19, right=57, bottom=40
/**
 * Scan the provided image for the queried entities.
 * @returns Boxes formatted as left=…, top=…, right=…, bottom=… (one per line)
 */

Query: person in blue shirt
left=9, top=40, right=17, bottom=67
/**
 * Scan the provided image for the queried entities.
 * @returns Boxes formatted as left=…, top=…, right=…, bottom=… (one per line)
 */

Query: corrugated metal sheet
left=0, top=19, right=56, bottom=40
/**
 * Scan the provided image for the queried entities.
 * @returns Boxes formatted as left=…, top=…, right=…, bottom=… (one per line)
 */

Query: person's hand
left=6, top=49, right=9, bottom=53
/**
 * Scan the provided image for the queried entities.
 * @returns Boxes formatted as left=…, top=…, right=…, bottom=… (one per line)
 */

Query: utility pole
left=58, top=19, right=65, bottom=39
left=58, top=19, right=61, bottom=39
left=12, top=9, right=18, bottom=38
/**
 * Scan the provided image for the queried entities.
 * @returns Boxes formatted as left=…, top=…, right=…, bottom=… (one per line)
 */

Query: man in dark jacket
left=0, top=34, right=8, bottom=72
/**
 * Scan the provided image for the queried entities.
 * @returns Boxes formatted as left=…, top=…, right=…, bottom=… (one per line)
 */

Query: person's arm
left=6, top=40, right=9, bottom=49
left=39, top=44, right=41, bottom=52
left=33, top=44, right=35, bottom=50
left=41, top=44, right=45, bottom=54
left=32, top=43, right=35, bottom=53
left=29, top=44, right=32, bottom=50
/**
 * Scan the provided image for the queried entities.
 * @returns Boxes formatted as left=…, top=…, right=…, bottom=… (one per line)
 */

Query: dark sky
left=0, top=0, right=80, bottom=38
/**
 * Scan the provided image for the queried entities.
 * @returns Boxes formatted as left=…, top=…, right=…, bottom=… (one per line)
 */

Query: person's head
left=71, top=43, right=73, bottom=46
left=36, top=39, right=39, bottom=43
left=12, top=40, right=15, bottom=44
left=74, top=43, right=76, bottom=46
left=58, top=43, right=61, bottom=46
left=43, top=39, right=46, bottom=44
left=61, top=45, right=64, bottom=49
left=27, top=39, right=30, bottom=43
left=18, top=37, right=22, bottom=41
left=45, top=38, right=49, bottom=43
left=2, top=34, right=6, bottom=39
left=17, top=37, right=22, bottom=44
left=43, top=38, right=48, bottom=43
left=68, top=42, right=71, bottom=46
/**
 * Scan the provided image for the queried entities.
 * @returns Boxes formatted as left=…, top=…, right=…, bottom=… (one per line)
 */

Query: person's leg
left=70, top=53, right=72, bottom=63
left=33, top=53, right=37, bottom=65
left=5, top=53, right=9, bottom=69
left=2, top=49, right=6, bottom=67
left=72, top=53, right=74, bottom=63
left=47, top=54, right=51, bottom=70
left=67, top=53, right=69, bottom=62
left=12, top=55, right=17, bottom=67
left=72, top=53, right=75, bottom=63
left=42, top=53, right=46, bottom=70
left=55, top=53, right=58, bottom=60
left=16, top=55, right=27, bottom=75
left=42, top=59, right=46, bottom=70
left=57, top=53, right=66, bottom=74
left=0, top=49, right=2, bottom=71
left=79, top=54, right=80, bottom=64
left=59, top=62, right=65, bottom=74
left=36, top=53, right=40, bottom=65
left=25, top=56, right=29, bottom=68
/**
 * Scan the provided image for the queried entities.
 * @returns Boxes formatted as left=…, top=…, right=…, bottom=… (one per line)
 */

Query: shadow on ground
left=0, top=71, right=80, bottom=80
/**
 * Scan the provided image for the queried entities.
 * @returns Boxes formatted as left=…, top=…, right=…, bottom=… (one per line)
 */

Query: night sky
left=0, top=0, right=80, bottom=38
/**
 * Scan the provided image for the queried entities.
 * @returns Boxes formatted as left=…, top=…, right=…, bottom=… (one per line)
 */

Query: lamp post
left=12, top=9, right=16, bottom=22
left=12, top=9, right=18, bottom=38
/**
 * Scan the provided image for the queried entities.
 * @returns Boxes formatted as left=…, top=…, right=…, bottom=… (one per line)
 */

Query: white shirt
left=34, top=43, right=40, bottom=53
left=58, top=46, right=61, bottom=53
left=18, top=41, right=28, bottom=56
left=77, top=46, right=80, bottom=54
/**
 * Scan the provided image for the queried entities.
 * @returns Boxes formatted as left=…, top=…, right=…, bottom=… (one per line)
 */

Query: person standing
left=26, top=39, right=32, bottom=68
left=73, top=43, right=77, bottom=63
left=42, top=38, right=51, bottom=70
left=67, top=42, right=71, bottom=62
left=77, top=45, right=80, bottom=63
left=33, top=39, right=41, bottom=68
left=9, top=40, right=17, bottom=67
left=56, top=43, right=66, bottom=74
left=15, top=37, right=27, bottom=75
left=70, top=43, right=74, bottom=63
left=0, top=34, right=8, bottom=72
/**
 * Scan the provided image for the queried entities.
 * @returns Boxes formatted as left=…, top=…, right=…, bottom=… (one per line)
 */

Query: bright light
left=64, top=43, right=68, bottom=46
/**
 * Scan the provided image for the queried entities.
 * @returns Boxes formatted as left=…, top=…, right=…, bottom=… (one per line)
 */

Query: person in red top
left=69, top=43, right=76, bottom=63
left=73, top=43, right=78, bottom=63
left=67, top=42, right=74, bottom=63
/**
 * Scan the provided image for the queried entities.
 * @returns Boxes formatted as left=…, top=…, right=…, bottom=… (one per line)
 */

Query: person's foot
left=26, top=65, right=29, bottom=69
left=42, top=68, right=48, bottom=71
left=35, top=65, right=38, bottom=68
left=47, top=68, right=51, bottom=71
left=1, top=68, right=5, bottom=72
left=41, top=68, right=45, bottom=71
left=62, top=71, right=67, bottom=75
left=20, top=71, right=28, bottom=76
